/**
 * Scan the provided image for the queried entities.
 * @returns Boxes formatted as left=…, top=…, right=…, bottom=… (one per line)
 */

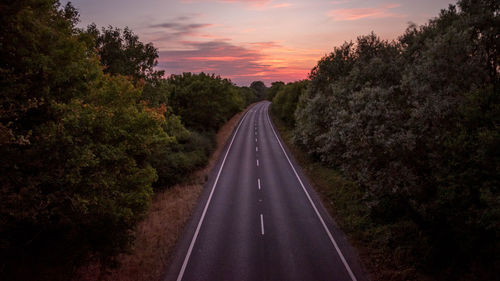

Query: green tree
left=0, top=1, right=168, bottom=279
left=86, top=24, right=164, bottom=83
left=238, top=86, right=258, bottom=106
left=167, top=72, right=244, bottom=132
left=266, top=81, right=285, bottom=101
left=250, top=80, right=267, bottom=101
left=271, top=81, right=309, bottom=127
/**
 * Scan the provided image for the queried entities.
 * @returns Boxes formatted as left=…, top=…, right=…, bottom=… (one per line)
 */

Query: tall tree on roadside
left=86, top=24, right=164, bottom=83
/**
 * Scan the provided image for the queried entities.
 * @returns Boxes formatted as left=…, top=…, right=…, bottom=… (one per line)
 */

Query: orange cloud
left=181, top=0, right=272, bottom=7
left=328, top=3, right=405, bottom=21
left=181, top=0, right=291, bottom=9
left=269, top=2, right=292, bottom=8
left=158, top=40, right=315, bottom=85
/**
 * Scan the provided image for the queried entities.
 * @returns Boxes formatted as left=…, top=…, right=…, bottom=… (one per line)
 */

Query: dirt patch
left=74, top=105, right=254, bottom=281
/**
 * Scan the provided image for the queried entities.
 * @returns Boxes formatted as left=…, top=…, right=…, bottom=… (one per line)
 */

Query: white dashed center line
left=260, top=214, right=265, bottom=235
left=256, top=159, right=259, bottom=167
left=258, top=178, right=261, bottom=190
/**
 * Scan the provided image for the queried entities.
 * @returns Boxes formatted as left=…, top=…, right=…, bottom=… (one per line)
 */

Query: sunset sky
left=63, top=0, right=456, bottom=86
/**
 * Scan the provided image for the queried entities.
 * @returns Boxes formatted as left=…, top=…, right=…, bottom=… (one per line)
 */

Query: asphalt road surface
left=164, top=102, right=367, bottom=281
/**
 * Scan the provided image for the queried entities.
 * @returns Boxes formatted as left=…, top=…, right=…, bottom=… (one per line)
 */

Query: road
left=164, top=102, right=367, bottom=281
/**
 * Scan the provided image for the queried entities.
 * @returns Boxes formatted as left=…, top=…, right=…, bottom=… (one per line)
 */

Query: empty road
left=164, top=102, right=367, bottom=281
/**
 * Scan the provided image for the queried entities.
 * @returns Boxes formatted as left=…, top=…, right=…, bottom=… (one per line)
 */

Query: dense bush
left=291, top=1, right=499, bottom=277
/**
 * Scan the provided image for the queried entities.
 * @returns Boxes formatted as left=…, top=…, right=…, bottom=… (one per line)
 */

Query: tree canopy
left=86, top=24, right=164, bottom=83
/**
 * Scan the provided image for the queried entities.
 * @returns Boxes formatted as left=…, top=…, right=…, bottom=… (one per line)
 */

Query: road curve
left=163, top=102, right=367, bottom=281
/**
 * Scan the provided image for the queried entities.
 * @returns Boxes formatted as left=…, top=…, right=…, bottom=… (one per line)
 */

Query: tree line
left=0, top=1, right=263, bottom=280
left=271, top=0, right=498, bottom=279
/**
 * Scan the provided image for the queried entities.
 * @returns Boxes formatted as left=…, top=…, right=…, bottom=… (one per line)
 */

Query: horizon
left=63, top=0, right=455, bottom=86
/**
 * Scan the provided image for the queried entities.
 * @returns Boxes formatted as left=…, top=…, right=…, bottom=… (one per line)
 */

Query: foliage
left=149, top=116, right=215, bottom=188
left=167, top=72, right=244, bottom=132
left=292, top=1, right=499, bottom=279
left=249, top=80, right=268, bottom=101
left=0, top=1, right=169, bottom=280
left=266, top=81, right=285, bottom=101
left=238, top=86, right=259, bottom=106
left=86, top=24, right=164, bottom=84
left=84, top=27, right=248, bottom=190
left=271, top=80, right=309, bottom=127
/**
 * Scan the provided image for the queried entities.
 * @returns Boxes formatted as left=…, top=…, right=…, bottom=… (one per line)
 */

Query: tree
left=238, top=86, right=259, bottom=106
left=250, top=81, right=267, bottom=101
left=271, top=81, right=308, bottom=127
left=266, top=81, right=284, bottom=101
left=167, top=72, right=244, bottom=132
left=86, top=24, right=164, bottom=83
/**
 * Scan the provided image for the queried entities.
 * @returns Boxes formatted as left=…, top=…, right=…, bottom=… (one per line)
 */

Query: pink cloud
left=328, top=3, right=405, bottom=21
left=270, top=3, right=292, bottom=8
left=181, top=0, right=292, bottom=9
left=248, top=41, right=283, bottom=48
left=148, top=16, right=314, bottom=85
left=181, top=0, right=272, bottom=7
left=157, top=40, right=310, bottom=85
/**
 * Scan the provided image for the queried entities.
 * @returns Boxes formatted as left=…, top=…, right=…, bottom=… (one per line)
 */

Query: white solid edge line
left=265, top=105, right=358, bottom=281
left=260, top=214, right=265, bottom=235
left=175, top=107, right=253, bottom=281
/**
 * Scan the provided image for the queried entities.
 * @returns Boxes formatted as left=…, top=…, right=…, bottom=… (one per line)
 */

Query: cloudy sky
left=63, top=0, right=456, bottom=86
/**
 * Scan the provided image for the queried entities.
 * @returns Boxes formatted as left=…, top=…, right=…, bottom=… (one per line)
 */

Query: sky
left=63, top=0, right=456, bottom=86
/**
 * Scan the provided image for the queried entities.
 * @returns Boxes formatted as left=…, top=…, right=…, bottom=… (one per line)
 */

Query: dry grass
left=74, top=105, right=253, bottom=281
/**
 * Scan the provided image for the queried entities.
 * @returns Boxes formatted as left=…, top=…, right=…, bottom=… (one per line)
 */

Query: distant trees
left=250, top=80, right=268, bottom=100
left=273, top=0, right=499, bottom=278
left=149, top=72, right=247, bottom=187
left=167, top=73, right=244, bottom=132
left=238, top=86, right=259, bottom=105
left=266, top=81, right=285, bottom=101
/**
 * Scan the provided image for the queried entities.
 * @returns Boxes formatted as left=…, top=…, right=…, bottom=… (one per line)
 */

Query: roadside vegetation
left=0, top=1, right=262, bottom=280
left=271, top=1, right=499, bottom=280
